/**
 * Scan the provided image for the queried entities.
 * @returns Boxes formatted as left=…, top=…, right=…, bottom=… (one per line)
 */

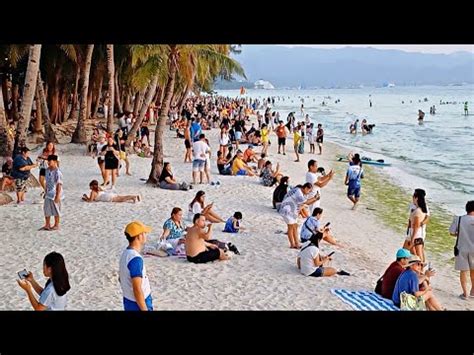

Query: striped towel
left=331, top=289, right=399, bottom=311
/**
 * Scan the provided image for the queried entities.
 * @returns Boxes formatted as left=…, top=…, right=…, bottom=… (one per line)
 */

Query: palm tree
left=106, top=44, right=115, bottom=132
left=0, top=84, right=10, bottom=156
left=37, top=72, right=57, bottom=143
left=71, top=44, right=94, bottom=144
left=15, top=44, right=42, bottom=149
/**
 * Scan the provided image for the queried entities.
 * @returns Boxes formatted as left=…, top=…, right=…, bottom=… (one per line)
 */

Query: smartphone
left=327, top=251, right=335, bottom=257
left=324, top=222, right=331, bottom=228
left=17, top=269, right=29, bottom=280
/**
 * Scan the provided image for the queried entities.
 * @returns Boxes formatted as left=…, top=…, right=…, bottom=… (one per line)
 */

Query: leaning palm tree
left=37, top=72, right=57, bottom=143
left=71, top=44, right=94, bottom=144
left=15, top=44, right=42, bottom=149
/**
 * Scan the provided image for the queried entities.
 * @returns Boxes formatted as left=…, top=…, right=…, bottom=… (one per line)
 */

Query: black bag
left=375, top=276, right=383, bottom=295
left=454, top=216, right=461, bottom=257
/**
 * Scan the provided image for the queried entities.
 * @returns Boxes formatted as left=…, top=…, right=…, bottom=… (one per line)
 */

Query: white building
left=254, top=79, right=275, bottom=90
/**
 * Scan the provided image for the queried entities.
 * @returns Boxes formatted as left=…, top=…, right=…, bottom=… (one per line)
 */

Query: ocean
left=217, top=85, right=474, bottom=215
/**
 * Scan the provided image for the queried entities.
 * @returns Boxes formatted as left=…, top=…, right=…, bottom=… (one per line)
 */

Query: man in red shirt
left=275, top=121, right=288, bottom=155
left=379, top=248, right=411, bottom=299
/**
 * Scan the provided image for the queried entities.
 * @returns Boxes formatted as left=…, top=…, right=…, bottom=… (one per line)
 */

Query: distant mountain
left=228, top=45, right=474, bottom=88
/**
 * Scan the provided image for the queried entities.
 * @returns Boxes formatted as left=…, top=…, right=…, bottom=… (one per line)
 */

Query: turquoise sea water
left=217, top=85, right=474, bottom=215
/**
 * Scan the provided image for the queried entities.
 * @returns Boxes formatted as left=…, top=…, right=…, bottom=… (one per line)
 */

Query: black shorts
left=39, top=168, right=46, bottom=177
left=187, top=248, right=220, bottom=264
left=105, top=157, right=119, bottom=170
left=316, top=137, right=323, bottom=144
left=414, top=238, right=424, bottom=246
left=278, top=137, right=286, bottom=146
left=185, top=139, right=191, bottom=149
left=141, top=127, right=149, bottom=136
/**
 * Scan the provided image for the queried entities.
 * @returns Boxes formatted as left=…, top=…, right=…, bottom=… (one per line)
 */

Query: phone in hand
left=17, top=269, right=29, bottom=280
left=327, top=251, right=335, bottom=257
left=324, top=222, right=331, bottom=228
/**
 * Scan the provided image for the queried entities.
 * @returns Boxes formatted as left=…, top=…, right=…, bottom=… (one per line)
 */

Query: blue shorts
left=123, top=295, right=153, bottom=311
left=236, top=169, right=247, bottom=176
left=347, top=185, right=361, bottom=198
left=192, top=159, right=206, bottom=171
left=235, top=131, right=242, bottom=141
left=309, top=267, right=325, bottom=277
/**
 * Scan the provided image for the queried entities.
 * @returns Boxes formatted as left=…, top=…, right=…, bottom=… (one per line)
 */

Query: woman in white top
left=82, top=180, right=140, bottom=203
left=188, top=190, right=225, bottom=223
left=219, top=127, right=230, bottom=158
left=17, top=252, right=70, bottom=310
left=404, top=189, right=429, bottom=262
left=297, top=231, right=343, bottom=277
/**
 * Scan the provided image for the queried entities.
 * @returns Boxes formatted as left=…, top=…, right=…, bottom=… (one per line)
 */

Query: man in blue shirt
left=190, top=118, right=202, bottom=142
left=11, top=147, right=38, bottom=204
left=344, top=155, right=363, bottom=210
left=392, top=255, right=443, bottom=310
left=119, top=221, right=153, bottom=311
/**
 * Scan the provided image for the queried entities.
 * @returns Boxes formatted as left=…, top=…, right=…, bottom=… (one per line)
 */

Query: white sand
left=1, top=121, right=472, bottom=310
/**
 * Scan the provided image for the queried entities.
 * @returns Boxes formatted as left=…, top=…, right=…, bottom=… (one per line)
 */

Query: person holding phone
left=305, top=159, right=334, bottom=214
left=297, top=231, right=349, bottom=277
left=300, top=208, right=342, bottom=247
left=16, top=252, right=70, bottom=310
left=188, top=190, right=225, bottom=223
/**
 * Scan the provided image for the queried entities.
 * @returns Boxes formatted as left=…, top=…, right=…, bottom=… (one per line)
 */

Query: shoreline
left=0, top=117, right=472, bottom=310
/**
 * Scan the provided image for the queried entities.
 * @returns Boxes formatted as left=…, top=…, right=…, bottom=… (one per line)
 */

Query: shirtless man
left=185, top=214, right=230, bottom=264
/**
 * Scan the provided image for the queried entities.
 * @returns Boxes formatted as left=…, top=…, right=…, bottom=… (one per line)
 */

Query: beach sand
left=1, top=120, right=472, bottom=310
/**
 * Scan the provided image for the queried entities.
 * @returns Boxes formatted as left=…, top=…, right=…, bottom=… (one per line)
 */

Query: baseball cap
left=124, top=221, right=152, bottom=238
left=396, top=248, right=411, bottom=259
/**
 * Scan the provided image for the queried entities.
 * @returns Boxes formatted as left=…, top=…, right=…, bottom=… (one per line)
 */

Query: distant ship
left=382, top=82, right=396, bottom=88
left=254, top=79, right=275, bottom=90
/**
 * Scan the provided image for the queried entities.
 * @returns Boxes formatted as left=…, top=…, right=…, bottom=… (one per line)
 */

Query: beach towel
left=331, top=289, right=399, bottom=311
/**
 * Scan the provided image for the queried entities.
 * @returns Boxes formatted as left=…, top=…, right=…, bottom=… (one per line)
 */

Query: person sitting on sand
left=297, top=231, right=350, bottom=277
left=188, top=190, right=225, bottom=223
left=216, top=151, right=232, bottom=175
left=0, top=157, right=14, bottom=191
left=231, top=150, right=255, bottom=176
left=257, top=153, right=267, bottom=173
left=243, top=145, right=258, bottom=164
left=158, top=162, right=191, bottom=190
left=280, top=183, right=319, bottom=249
left=17, top=252, right=71, bottom=310
left=300, top=208, right=341, bottom=246
left=185, top=213, right=230, bottom=264
left=223, top=211, right=245, bottom=233
left=273, top=176, right=290, bottom=210
left=260, top=161, right=282, bottom=187
left=160, top=207, right=186, bottom=249
left=82, top=180, right=140, bottom=203
left=392, top=255, right=444, bottom=310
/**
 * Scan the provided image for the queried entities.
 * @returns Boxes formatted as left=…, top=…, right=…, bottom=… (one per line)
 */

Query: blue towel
left=331, top=289, right=399, bottom=311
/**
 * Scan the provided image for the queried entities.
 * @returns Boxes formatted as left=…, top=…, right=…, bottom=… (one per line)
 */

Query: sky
left=281, top=45, right=474, bottom=54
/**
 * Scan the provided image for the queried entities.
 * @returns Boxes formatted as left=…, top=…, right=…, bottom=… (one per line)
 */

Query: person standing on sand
left=37, top=141, right=56, bottom=192
left=11, top=147, right=38, bottom=204
left=186, top=213, right=230, bottom=264
left=305, top=159, right=334, bottom=214
left=293, top=126, right=302, bottom=162
left=405, top=189, right=428, bottom=262
left=316, top=123, right=324, bottom=155
left=307, top=123, right=315, bottom=154
left=449, top=200, right=474, bottom=300
left=344, top=154, right=364, bottom=210
left=275, top=121, right=288, bottom=155
left=403, top=189, right=430, bottom=260
left=184, top=120, right=192, bottom=163
left=39, top=155, right=63, bottom=231
left=119, top=221, right=153, bottom=311
left=279, top=183, right=319, bottom=249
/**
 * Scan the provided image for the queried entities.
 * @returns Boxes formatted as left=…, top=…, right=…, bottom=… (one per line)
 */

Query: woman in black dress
left=101, top=136, right=120, bottom=189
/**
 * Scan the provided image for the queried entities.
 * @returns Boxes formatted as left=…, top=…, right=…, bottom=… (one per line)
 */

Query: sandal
left=337, top=270, right=351, bottom=276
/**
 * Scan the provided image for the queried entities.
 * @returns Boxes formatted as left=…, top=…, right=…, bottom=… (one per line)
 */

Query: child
left=223, top=212, right=244, bottom=233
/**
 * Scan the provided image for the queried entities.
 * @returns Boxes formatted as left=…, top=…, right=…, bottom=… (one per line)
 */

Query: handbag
left=400, top=291, right=426, bottom=311
left=454, top=216, right=461, bottom=257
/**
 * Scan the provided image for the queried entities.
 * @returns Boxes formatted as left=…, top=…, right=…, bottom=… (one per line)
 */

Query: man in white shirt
left=192, top=133, right=210, bottom=184
left=305, top=159, right=335, bottom=213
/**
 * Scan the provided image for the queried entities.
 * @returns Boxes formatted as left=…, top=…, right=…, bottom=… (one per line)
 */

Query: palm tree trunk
left=126, top=75, right=158, bottom=146
left=37, top=72, right=57, bottom=143
left=50, top=62, right=63, bottom=124
left=72, top=44, right=94, bottom=144
left=91, top=75, right=103, bottom=119
left=132, top=90, right=145, bottom=118
left=148, top=47, right=177, bottom=184
left=0, top=84, right=13, bottom=157
left=15, top=44, right=42, bottom=149
left=67, top=64, right=81, bottom=121
left=106, top=44, right=115, bottom=132
left=177, top=84, right=190, bottom=114
left=114, top=71, right=122, bottom=113
left=33, top=88, right=42, bottom=133
left=1, top=78, right=10, bottom=120
left=11, top=83, right=19, bottom=121
left=124, top=90, right=132, bottom=112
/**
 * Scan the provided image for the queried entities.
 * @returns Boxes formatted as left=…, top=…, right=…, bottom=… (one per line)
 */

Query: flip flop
left=38, top=226, right=51, bottom=231
left=459, top=294, right=469, bottom=300
left=337, top=270, right=351, bottom=276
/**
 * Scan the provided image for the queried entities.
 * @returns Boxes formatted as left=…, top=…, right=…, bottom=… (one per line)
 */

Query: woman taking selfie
left=17, top=252, right=71, bottom=310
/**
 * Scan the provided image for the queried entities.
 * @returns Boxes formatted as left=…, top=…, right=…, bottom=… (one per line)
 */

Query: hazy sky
left=282, top=45, right=473, bottom=54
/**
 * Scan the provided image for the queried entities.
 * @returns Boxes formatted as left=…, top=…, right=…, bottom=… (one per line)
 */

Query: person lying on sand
left=82, top=180, right=140, bottom=203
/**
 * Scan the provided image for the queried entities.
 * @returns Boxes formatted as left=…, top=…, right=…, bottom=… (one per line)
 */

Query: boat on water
left=336, top=155, right=392, bottom=167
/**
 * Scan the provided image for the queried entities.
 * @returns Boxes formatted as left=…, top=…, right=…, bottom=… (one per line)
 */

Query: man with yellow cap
left=119, top=221, right=153, bottom=311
